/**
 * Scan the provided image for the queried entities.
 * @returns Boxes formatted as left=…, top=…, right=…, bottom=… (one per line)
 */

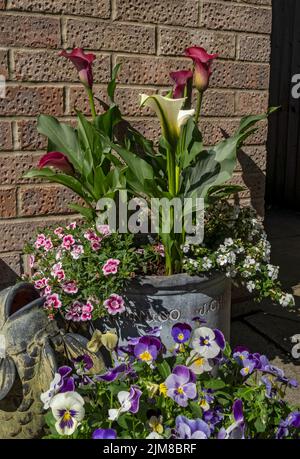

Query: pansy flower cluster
left=24, top=223, right=142, bottom=321
left=41, top=321, right=299, bottom=440
left=183, top=201, right=295, bottom=307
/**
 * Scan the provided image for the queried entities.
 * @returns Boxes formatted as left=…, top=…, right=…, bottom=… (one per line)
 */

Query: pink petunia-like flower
left=185, top=46, right=218, bottom=92
left=102, top=259, right=120, bottom=276
left=59, top=48, right=96, bottom=89
left=67, top=221, right=77, bottom=230
left=97, top=224, right=111, bottom=237
left=51, top=262, right=62, bottom=275
left=81, top=301, right=94, bottom=321
left=38, top=151, right=74, bottom=175
left=71, top=244, right=84, bottom=260
left=104, top=294, right=125, bottom=315
left=91, top=240, right=101, bottom=251
left=45, top=293, right=62, bottom=310
left=170, top=70, right=193, bottom=99
left=43, top=238, right=53, bottom=252
left=84, top=229, right=101, bottom=242
left=34, top=234, right=46, bottom=249
left=62, top=281, right=78, bottom=294
left=62, top=235, right=75, bottom=250
left=44, top=285, right=52, bottom=296
left=34, top=277, right=49, bottom=290
left=65, top=301, right=83, bottom=322
left=153, top=243, right=165, bottom=257
left=54, top=227, right=64, bottom=238
left=51, top=262, right=65, bottom=282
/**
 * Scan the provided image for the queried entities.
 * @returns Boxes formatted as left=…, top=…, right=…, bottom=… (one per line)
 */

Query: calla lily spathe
left=140, top=94, right=194, bottom=146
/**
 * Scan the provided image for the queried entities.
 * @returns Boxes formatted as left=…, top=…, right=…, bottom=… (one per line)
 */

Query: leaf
left=108, top=63, right=121, bottom=103
left=68, top=203, right=96, bottom=221
left=190, top=401, right=203, bottom=418
left=254, top=417, right=266, bottom=433
left=37, top=115, right=82, bottom=172
left=204, top=379, right=226, bottom=390
left=157, top=361, right=171, bottom=379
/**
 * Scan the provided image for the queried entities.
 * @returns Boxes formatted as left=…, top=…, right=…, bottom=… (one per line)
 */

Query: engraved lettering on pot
left=198, top=298, right=220, bottom=316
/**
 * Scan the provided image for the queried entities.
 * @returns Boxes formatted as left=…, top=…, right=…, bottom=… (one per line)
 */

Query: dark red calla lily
left=38, top=151, right=74, bottom=175
left=170, top=70, right=193, bottom=99
left=59, top=48, right=96, bottom=89
left=185, top=46, right=218, bottom=92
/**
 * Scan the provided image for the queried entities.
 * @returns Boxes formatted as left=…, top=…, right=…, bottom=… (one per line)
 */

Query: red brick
left=199, top=118, right=267, bottom=145
left=67, top=85, right=158, bottom=117
left=230, top=171, right=266, bottom=199
left=238, top=35, right=271, bottom=63
left=0, top=152, right=43, bottom=185
left=211, top=60, right=270, bottom=90
left=0, top=86, right=63, bottom=116
left=0, top=253, right=22, bottom=286
left=200, top=90, right=235, bottom=117
left=0, top=217, right=71, bottom=252
left=235, top=91, right=269, bottom=115
left=16, top=120, right=47, bottom=151
left=201, top=1, right=272, bottom=34
left=116, top=55, right=188, bottom=85
left=0, top=121, right=13, bottom=150
left=0, top=14, right=61, bottom=48
left=18, top=185, right=81, bottom=217
left=158, top=27, right=235, bottom=59
left=237, top=145, right=267, bottom=172
left=0, top=0, right=5, bottom=9
left=14, top=50, right=110, bottom=83
left=0, top=187, right=16, bottom=218
left=129, top=118, right=161, bottom=143
left=0, top=49, right=8, bottom=78
left=227, top=0, right=271, bottom=5
left=8, top=0, right=110, bottom=18
left=66, top=18, right=155, bottom=55
left=115, top=0, right=198, bottom=27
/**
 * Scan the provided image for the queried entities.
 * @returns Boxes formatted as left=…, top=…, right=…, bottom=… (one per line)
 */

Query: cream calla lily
left=140, top=94, right=194, bottom=145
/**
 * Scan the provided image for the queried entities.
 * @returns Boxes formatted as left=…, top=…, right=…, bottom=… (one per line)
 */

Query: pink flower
left=44, top=285, right=52, bottom=296
left=91, top=241, right=101, bottom=251
left=54, top=227, right=64, bottom=238
left=185, top=46, right=218, bottom=92
left=34, top=234, right=46, bottom=249
left=102, top=258, right=120, bottom=276
left=55, top=249, right=63, bottom=260
left=104, top=294, right=125, bottom=315
left=56, top=270, right=65, bottom=282
left=62, top=281, right=78, bottom=294
left=170, top=70, right=193, bottom=99
left=62, top=234, right=75, bottom=250
left=34, top=277, right=49, bottom=290
left=51, top=263, right=65, bottom=282
left=45, top=293, right=62, bottom=309
left=59, top=48, right=96, bottom=89
left=65, top=301, right=83, bottom=322
left=29, top=254, right=35, bottom=268
left=44, top=238, right=53, bottom=252
left=97, top=224, right=111, bottom=237
left=81, top=301, right=94, bottom=321
left=84, top=229, right=101, bottom=242
left=71, top=244, right=84, bottom=260
left=154, top=243, right=165, bottom=257
left=38, top=151, right=74, bottom=175
left=67, top=221, right=77, bottom=230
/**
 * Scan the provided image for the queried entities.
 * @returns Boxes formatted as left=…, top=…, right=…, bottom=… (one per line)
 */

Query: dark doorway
left=266, top=0, right=300, bottom=209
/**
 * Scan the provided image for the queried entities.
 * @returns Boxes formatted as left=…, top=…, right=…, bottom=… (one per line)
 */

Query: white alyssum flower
left=279, top=293, right=295, bottom=307
left=246, top=281, right=256, bottom=293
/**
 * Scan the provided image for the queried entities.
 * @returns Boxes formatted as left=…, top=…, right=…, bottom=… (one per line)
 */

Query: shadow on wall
left=0, top=258, right=20, bottom=291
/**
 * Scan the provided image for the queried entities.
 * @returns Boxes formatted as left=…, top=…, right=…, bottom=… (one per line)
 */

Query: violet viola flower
left=218, top=399, right=245, bottom=439
left=96, top=364, right=128, bottom=382
left=171, top=323, right=192, bottom=344
left=40, top=366, right=75, bottom=410
left=59, top=48, right=96, bottom=89
left=240, top=359, right=256, bottom=377
left=38, top=151, right=74, bottom=175
left=73, top=355, right=93, bottom=374
left=185, top=46, right=218, bottom=92
left=165, top=365, right=197, bottom=407
left=174, top=415, right=211, bottom=439
left=134, top=337, right=160, bottom=363
left=170, top=70, right=193, bottom=99
left=108, top=386, right=142, bottom=421
left=276, top=412, right=300, bottom=439
left=92, top=428, right=117, bottom=440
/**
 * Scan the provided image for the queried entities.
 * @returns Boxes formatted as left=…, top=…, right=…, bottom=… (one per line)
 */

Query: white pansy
left=108, top=390, right=132, bottom=421
left=191, top=327, right=221, bottom=359
left=50, top=391, right=85, bottom=436
left=40, top=372, right=62, bottom=410
left=186, top=350, right=212, bottom=375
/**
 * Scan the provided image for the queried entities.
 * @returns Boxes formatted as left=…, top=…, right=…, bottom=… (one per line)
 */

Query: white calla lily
left=140, top=94, right=195, bottom=145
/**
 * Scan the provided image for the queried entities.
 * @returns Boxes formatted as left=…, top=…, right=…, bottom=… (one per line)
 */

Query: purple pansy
left=174, top=415, right=211, bottom=439
left=171, top=323, right=192, bottom=344
left=218, top=399, right=245, bottom=439
left=276, top=412, right=300, bottom=439
left=92, top=428, right=117, bottom=439
left=134, top=336, right=162, bottom=363
left=240, top=359, right=256, bottom=377
left=96, top=364, right=128, bottom=382
left=165, top=365, right=197, bottom=407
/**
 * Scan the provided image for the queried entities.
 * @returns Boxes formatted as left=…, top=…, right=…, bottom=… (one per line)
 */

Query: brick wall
left=0, top=0, right=272, bottom=288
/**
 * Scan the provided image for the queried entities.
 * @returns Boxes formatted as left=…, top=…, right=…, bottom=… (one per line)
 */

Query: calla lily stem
left=195, top=90, right=203, bottom=125
left=87, top=87, right=97, bottom=120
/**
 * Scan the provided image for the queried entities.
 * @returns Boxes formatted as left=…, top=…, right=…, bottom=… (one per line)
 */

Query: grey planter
left=101, top=273, right=231, bottom=348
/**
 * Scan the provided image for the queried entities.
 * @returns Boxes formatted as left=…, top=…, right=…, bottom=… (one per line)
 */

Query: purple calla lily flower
left=60, top=48, right=96, bottom=89
left=171, top=323, right=192, bottom=344
left=185, top=46, right=218, bottom=92
left=165, top=365, right=197, bottom=407
left=38, top=151, right=74, bottom=175
left=175, top=415, right=211, bottom=439
left=92, top=428, right=117, bottom=439
left=170, top=70, right=193, bottom=99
